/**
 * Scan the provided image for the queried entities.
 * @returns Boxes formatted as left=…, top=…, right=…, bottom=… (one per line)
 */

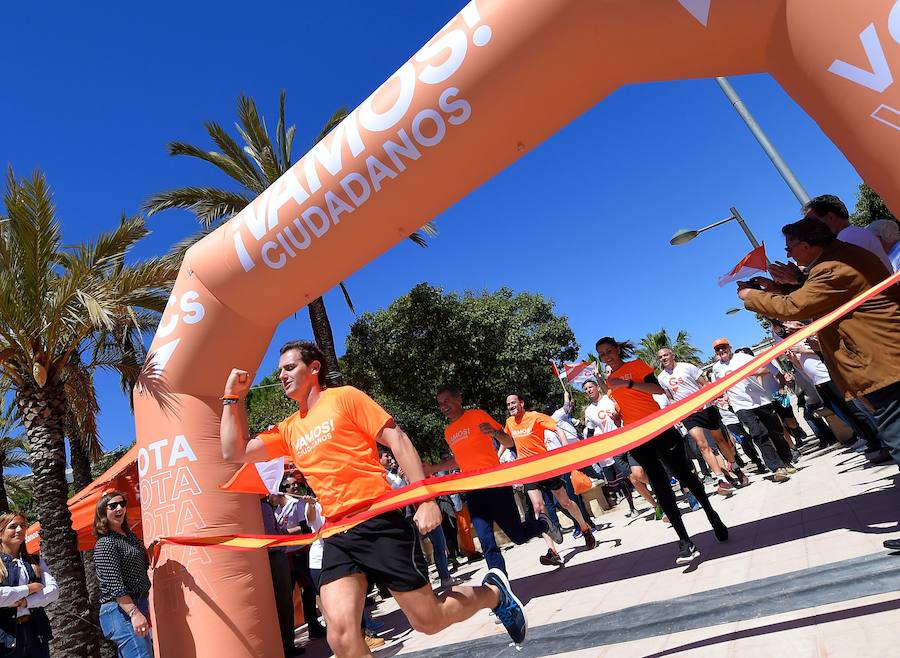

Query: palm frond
left=143, top=187, right=253, bottom=228
left=314, top=107, right=350, bottom=145
left=338, top=282, right=356, bottom=315
left=161, top=224, right=218, bottom=272
left=276, top=90, right=292, bottom=171
left=236, top=95, right=282, bottom=183
left=204, top=121, right=267, bottom=192
left=166, top=141, right=263, bottom=193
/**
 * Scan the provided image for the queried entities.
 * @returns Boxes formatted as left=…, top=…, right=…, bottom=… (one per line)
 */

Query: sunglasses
left=714, top=345, right=730, bottom=352
left=107, top=500, right=127, bottom=510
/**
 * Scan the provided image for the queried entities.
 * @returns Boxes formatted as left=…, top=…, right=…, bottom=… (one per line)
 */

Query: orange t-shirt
left=608, top=359, right=662, bottom=425
left=504, top=411, right=557, bottom=459
left=258, top=386, right=393, bottom=520
left=443, top=409, right=502, bottom=472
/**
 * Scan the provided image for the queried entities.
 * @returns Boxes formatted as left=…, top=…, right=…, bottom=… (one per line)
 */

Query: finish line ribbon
left=157, top=270, right=900, bottom=554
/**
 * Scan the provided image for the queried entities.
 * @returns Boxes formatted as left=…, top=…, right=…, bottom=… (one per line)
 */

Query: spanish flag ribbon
left=158, top=269, right=900, bottom=553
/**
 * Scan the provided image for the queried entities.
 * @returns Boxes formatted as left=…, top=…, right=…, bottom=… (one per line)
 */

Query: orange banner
left=157, top=268, right=900, bottom=555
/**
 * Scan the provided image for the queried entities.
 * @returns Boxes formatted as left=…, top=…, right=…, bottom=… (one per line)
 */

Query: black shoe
left=467, top=551, right=484, bottom=563
left=710, top=515, right=729, bottom=542
left=676, top=540, right=700, bottom=565
left=308, top=624, right=327, bottom=639
left=583, top=530, right=597, bottom=550
left=754, top=465, right=768, bottom=475
left=866, top=448, right=892, bottom=464
left=884, top=539, right=900, bottom=551
left=539, top=512, right=563, bottom=544
left=539, top=549, right=563, bottom=566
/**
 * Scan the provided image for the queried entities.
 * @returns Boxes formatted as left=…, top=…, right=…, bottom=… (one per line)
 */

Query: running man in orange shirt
left=489, top=393, right=597, bottom=567
left=427, top=384, right=560, bottom=574
left=220, top=341, right=528, bottom=655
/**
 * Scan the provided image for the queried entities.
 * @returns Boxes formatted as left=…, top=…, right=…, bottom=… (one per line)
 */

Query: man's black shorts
left=524, top=475, right=566, bottom=493
left=319, top=510, right=428, bottom=592
left=682, top=406, right=722, bottom=432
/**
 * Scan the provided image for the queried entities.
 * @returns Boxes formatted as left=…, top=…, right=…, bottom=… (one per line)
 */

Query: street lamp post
left=715, top=77, right=810, bottom=207
left=670, top=206, right=764, bottom=251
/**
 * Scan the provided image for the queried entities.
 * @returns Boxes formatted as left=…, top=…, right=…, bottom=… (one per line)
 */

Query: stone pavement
left=298, top=442, right=900, bottom=657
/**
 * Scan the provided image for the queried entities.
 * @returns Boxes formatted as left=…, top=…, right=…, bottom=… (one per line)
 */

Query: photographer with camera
left=736, top=217, right=900, bottom=551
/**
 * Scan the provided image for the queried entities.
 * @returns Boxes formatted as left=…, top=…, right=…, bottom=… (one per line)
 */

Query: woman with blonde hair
left=0, top=511, right=58, bottom=657
left=93, top=491, right=153, bottom=658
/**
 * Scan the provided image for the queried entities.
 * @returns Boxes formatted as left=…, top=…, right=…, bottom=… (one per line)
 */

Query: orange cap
left=712, top=338, right=730, bottom=349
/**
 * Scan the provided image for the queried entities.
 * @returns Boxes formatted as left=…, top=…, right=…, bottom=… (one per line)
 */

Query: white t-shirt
left=838, top=225, right=892, bottom=271
left=584, top=395, right=620, bottom=466
left=715, top=397, right=740, bottom=425
left=711, top=352, right=773, bottom=411
left=307, top=501, right=325, bottom=570
left=657, top=362, right=703, bottom=402
left=551, top=406, right=580, bottom=443
left=798, top=350, right=831, bottom=385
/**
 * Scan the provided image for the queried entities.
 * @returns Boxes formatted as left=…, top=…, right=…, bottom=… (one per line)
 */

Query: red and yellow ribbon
left=157, top=270, right=900, bottom=554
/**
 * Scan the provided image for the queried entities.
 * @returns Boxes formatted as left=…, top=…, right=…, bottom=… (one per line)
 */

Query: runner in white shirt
left=710, top=338, right=794, bottom=481
left=657, top=349, right=748, bottom=495
left=582, top=379, right=654, bottom=517
left=715, top=395, right=765, bottom=471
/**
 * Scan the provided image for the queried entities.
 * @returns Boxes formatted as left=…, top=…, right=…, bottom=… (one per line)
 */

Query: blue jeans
left=426, top=525, right=450, bottom=580
left=100, top=597, right=154, bottom=658
left=864, top=380, right=900, bottom=468
left=466, top=487, right=544, bottom=573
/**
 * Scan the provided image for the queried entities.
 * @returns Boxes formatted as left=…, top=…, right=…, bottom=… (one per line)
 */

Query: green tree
left=246, top=374, right=296, bottom=434
left=850, top=182, right=896, bottom=226
left=0, top=169, right=172, bottom=657
left=342, top=284, right=578, bottom=460
left=144, top=92, right=436, bottom=386
left=0, top=410, right=29, bottom=513
left=636, top=328, right=702, bottom=370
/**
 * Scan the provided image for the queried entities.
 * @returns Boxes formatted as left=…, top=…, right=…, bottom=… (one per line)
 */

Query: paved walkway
left=298, top=442, right=900, bottom=657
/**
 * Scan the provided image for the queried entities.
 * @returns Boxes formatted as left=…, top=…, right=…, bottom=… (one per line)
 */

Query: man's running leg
left=757, top=404, right=796, bottom=466
left=629, top=465, right=658, bottom=509
left=467, top=488, right=514, bottom=573
left=527, top=488, right=560, bottom=553
left=319, top=574, right=370, bottom=658
left=391, top=582, right=500, bottom=635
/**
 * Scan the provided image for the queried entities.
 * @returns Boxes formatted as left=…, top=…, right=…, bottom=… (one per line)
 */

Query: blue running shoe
left=483, top=568, right=527, bottom=644
left=573, top=526, right=582, bottom=539
left=685, top=492, right=702, bottom=512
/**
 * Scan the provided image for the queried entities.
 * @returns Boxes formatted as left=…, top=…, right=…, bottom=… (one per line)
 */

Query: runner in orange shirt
left=220, top=341, right=528, bottom=654
left=490, top=393, right=597, bottom=567
left=427, top=384, right=560, bottom=575
left=596, top=336, right=728, bottom=566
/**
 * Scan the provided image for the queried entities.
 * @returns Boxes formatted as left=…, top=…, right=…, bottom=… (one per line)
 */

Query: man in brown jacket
left=735, top=218, right=900, bottom=550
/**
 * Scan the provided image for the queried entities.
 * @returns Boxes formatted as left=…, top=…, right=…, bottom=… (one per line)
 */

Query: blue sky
left=3, top=1, right=862, bottom=452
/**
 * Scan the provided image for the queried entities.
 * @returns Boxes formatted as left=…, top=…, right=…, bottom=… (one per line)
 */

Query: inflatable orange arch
left=133, top=1, right=900, bottom=654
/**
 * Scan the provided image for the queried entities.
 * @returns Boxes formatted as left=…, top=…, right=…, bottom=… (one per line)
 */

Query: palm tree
left=0, top=169, right=173, bottom=657
left=144, top=91, right=436, bottom=384
left=0, top=407, right=29, bottom=513
left=636, top=328, right=703, bottom=370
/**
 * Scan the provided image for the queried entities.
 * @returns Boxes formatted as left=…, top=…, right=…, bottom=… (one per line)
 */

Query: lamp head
left=670, top=229, right=698, bottom=245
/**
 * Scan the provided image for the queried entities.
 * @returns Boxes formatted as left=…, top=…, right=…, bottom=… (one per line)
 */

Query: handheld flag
left=563, top=362, right=597, bottom=388
left=221, top=456, right=286, bottom=494
left=718, top=244, right=768, bottom=286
